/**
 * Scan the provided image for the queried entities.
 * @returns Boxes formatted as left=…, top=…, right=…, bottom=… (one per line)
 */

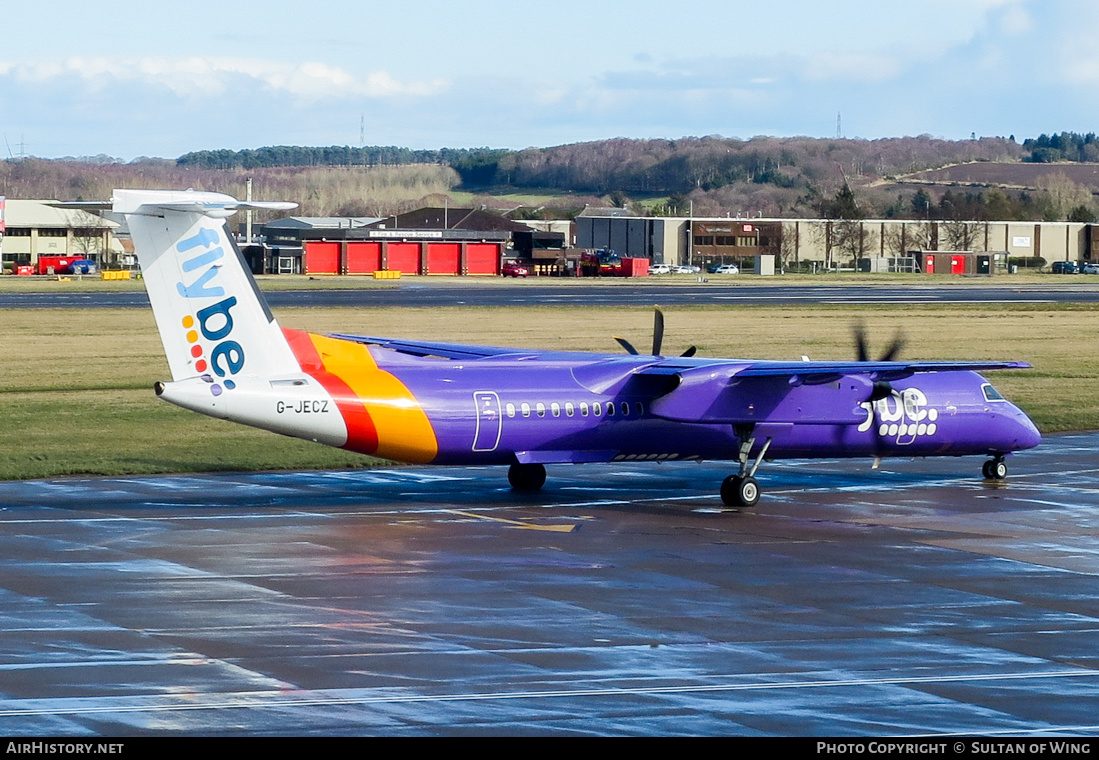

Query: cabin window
left=521, top=403, right=531, bottom=418
left=565, top=402, right=575, bottom=417
left=620, top=402, right=630, bottom=416
left=580, top=402, right=589, bottom=417
left=505, top=403, right=516, bottom=418
left=635, top=402, right=644, bottom=416
left=606, top=403, right=614, bottom=417
left=593, top=402, right=602, bottom=416
left=536, top=402, right=546, bottom=417
left=551, top=402, right=561, bottom=417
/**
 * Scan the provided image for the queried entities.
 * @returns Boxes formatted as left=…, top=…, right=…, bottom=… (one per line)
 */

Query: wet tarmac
left=0, top=435, right=1097, bottom=736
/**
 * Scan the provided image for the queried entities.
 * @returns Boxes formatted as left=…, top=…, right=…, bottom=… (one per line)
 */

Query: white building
left=0, top=200, right=123, bottom=270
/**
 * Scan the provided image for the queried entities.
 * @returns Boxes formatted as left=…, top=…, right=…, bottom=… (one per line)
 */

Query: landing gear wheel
left=721, top=475, right=760, bottom=507
left=982, top=458, right=1007, bottom=480
left=508, top=463, right=546, bottom=491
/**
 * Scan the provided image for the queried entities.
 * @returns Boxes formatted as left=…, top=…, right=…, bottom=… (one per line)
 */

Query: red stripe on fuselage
left=283, top=328, right=380, bottom=454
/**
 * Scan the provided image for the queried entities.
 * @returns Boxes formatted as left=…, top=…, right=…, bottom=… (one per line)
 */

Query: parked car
left=713, top=264, right=740, bottom=274
left=502, top=261, right=530, bottom=277
left=1083, top=263, right=1099, bottom=274
left=1051, top=261, right=1080, bottom=274
left=649, top=263, right=671, bottom=275
left=671, top=265, right=701, bottom=274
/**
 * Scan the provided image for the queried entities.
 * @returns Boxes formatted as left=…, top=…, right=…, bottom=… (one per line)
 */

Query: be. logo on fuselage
left=175, top=226, right=244, bottom=397
left=857, top=387, right=939, bottom=445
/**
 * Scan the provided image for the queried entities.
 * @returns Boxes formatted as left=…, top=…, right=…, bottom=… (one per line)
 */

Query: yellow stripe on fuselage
left=307, top=333, right=438, bottom=463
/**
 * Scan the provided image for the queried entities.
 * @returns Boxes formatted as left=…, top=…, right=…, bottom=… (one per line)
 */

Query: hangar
left=261, top=207, right=534, bottom=276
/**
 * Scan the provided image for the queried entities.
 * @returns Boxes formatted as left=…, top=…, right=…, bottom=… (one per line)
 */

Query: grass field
left=0, top=302, right=1094, bottom=480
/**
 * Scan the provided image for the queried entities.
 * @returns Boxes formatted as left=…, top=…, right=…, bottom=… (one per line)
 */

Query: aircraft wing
left=646, top=359, right=1031, bottom=425
left=730, top=359, right=1031, bottom=379
left=330, top=333, right=544, bottom=360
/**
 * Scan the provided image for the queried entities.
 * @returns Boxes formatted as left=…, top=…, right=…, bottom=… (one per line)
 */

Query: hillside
left=8, top=134, right=1094, bottom=221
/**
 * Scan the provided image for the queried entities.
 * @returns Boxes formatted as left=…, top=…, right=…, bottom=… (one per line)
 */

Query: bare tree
left=1036, top=172, right=1094, bottom=221
left=940, top=220, right=985, bottom=251
left=67, top=211, right=112, bottom=265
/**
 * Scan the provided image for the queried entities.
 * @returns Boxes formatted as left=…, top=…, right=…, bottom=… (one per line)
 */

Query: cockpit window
left=982, top=383, right=1005, bottom=402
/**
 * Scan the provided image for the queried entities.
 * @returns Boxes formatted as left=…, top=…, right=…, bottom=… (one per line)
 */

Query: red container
left=37, top=256, right=75, bottom=275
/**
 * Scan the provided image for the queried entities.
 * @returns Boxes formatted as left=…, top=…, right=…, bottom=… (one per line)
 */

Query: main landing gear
left=509, top=462, right=546, bottom=491
left=721, top=429, right=773, bottom=508
left=982, top=456, right=1008, bottom=481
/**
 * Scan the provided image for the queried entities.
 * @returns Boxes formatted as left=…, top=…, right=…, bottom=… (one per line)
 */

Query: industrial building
left=577, top=213, right=1099, bottom=272
left=0, top=199, right=124, bottom=271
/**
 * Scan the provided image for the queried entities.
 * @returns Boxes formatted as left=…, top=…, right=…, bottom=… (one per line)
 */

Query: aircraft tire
left=984, top=458, right=1007, bottom=480
left=508, top=463, right=546, bottom=491
left=721, top=475, right=760, bottom=507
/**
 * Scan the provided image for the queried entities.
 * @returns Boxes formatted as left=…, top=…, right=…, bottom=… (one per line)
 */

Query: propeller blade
left=614, top=336, right=639, bottom=355
left=877, top=332, right=906, bottom=362
left=853, top=321, right=870, bottom=362
left=680, top=346, right=697, bottom=358
left=652, top=308, right=665, bottom=356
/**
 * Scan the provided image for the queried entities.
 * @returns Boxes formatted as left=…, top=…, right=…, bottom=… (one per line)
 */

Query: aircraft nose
left=1008, top=407, right=1042, bottom=451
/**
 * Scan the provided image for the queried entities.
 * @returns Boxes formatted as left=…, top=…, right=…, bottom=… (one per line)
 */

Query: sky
left=1, top=0, right=1096, bottom=160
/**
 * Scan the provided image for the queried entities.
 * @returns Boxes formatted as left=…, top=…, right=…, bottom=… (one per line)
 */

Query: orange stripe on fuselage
left=283, top=328, right=438, bottom=463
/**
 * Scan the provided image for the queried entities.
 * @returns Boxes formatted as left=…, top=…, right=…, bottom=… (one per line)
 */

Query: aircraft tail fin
left=115, top=189, right=301, bottom=385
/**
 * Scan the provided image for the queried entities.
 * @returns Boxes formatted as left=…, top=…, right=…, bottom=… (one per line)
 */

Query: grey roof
left=576, top=207, right=633, bottom=218
left=3, top=200, right=119, bottom=229
left=264, top=216, right=382, bottom=230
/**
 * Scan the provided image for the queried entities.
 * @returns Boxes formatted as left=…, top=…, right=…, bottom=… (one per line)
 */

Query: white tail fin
left=115, top=189, right=300, bottom=384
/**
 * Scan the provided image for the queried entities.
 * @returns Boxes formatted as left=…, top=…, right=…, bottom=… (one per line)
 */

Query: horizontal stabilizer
left=112, top=189, right=296, bottom=219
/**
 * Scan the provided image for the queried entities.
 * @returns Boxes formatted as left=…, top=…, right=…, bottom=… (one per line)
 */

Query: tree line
left=1023, top=132, right=1099, bottom=163
left=177, top=145, right=510, bottom=185
left=178, top=136, right=1022, bottom=195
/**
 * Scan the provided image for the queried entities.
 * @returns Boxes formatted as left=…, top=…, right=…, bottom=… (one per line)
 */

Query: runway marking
left=0, top=669, right=1095, bottom=719
left=441, top=508, right=578, bottom=532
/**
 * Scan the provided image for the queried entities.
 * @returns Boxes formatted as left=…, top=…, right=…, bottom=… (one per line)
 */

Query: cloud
left=0, top=56, right=447, bottom=101
left=803, top=53, right=903, bottom=83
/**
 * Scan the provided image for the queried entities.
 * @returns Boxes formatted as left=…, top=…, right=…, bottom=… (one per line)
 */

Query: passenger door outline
left=472, top=391, right=503, bottom=452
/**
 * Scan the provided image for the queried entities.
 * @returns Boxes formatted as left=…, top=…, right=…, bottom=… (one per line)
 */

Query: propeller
left=853, top=321, right=906, bottom=363
left=614, top=308, right=697, bottom=357
left=852, top=321, right=906, bottom=402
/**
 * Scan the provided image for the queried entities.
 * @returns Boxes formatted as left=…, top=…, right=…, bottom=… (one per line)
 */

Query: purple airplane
left=116, top=189, right=1041, bottom=507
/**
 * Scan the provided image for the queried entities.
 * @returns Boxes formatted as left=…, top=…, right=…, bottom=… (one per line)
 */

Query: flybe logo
left=857, top=387, right=939, bottom=445
left=175, top=226, right=244, bottom=396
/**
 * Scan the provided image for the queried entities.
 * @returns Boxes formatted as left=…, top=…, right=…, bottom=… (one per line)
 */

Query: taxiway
left=0, top=435, right=1097, bottom=735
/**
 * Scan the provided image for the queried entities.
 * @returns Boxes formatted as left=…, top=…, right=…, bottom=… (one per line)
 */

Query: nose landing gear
left=721, top=430, right=772, bottom=507
left=721, top=474, right=760, bottom=507
left=982, top=456, right=1007, bottom=480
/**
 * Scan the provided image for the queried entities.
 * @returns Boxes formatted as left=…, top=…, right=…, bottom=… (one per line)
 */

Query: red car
left=502, top=261, right=530, bottom=277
